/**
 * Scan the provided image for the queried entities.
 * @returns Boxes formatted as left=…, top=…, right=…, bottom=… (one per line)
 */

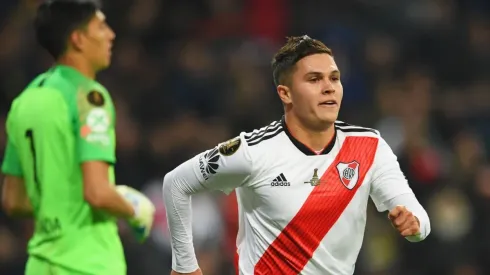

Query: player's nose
left=108, top=27, right=116, bottom=41
left=322, top=81, right=335, bottom=94
left=322, top=88, right=335, bottom=94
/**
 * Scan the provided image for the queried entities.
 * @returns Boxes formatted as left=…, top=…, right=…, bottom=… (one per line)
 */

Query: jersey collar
left=55, top=65, right=94, bottom=85
left=281, top=117, right=337, bottom=156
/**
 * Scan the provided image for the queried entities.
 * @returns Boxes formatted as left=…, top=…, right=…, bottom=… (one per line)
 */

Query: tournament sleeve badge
left=219, top=137, right=241, bottom=156
left=87, top=90, right=105, bottom=106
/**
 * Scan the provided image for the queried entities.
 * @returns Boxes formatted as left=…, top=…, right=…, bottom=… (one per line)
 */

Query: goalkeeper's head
left=272, top=35, right=342, bottom=130
left=35, top=0, right=115, bottom=73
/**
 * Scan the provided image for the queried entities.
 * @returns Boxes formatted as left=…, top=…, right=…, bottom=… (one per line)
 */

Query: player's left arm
left=369, top=136, right=430, bottom=242
left=1, top=137, right=33, bottom=217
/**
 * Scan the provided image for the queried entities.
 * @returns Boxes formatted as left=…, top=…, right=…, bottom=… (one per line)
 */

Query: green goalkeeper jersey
left=1, top=65, right=125, bottom=274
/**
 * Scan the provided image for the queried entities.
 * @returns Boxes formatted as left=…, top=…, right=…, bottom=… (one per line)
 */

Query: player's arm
left=1, top=138, right=33, bottom=217
left=163, top=135, right=252, bottom=274
left=369, top=136, right=430, bottom=242
left=2, top=175, right=32, bottom=217
left=81, top=161, right=133, bottom=218
left=75, top=92, right=134, bottom=219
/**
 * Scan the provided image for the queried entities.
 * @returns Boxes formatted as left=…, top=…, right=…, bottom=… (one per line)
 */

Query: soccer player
left=1, top=1, right=154, bottom=275
left=162, top=36, right=430, bottom=275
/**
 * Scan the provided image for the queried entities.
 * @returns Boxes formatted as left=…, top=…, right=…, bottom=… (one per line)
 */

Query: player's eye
left=309, top=78, right=320, bottom=83
left=331, top=76, right=340, bottom=82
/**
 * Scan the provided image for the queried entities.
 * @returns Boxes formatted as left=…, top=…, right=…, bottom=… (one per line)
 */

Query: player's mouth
left=318, top=100, right=338, bottom=107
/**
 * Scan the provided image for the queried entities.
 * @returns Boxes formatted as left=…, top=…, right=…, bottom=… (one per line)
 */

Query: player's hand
left=116, top=185, right=156, bottom=242
left=171, top=268, right=202, bottom=275
left=388, top=205, right=420, bottom=237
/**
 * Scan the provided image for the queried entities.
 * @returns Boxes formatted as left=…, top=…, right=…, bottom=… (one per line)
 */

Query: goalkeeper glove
left=116, top=185, right=156, bottom=242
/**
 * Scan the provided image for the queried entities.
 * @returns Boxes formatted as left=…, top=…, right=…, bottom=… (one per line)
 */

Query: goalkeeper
left=0, top=1, right=154, bottom=275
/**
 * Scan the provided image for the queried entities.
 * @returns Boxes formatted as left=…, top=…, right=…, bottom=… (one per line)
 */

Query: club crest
left=336, top=161, right=360, bottom=189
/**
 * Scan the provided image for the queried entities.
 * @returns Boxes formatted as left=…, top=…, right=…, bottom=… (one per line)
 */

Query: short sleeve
left=1, top=138, right=23, bottom=176
left=187, top=134, right=253, bottom=195
left=75, top=89, right=116, bottom=164
left=369, top=136, right=414, bottom=212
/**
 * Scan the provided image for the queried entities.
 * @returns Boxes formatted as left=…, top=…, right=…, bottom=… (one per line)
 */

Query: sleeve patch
left=219, top=137, right=241, bottom=156
left=85, top=108, right=110, bottom=133
left=198, top=147, right=220, bottom=181
left=87, top=90, right=105, bottom=106
left=80, top=107, right=111, bottom=146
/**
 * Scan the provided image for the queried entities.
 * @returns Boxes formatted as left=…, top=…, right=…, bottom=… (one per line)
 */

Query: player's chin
left=98, top=59, right=112, bottom=70
left=317, top=111, right=339, bottom=124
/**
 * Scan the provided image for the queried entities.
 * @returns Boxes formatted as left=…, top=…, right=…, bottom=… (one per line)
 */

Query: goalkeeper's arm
left=2, top=175, right=33, bottom=217
left=82, top=161, right=155, bottom=242
left=82, top=161, right=135, bottom=218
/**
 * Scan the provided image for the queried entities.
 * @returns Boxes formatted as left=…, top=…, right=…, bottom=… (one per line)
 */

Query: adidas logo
left=271, top=173, right=291, bottom=187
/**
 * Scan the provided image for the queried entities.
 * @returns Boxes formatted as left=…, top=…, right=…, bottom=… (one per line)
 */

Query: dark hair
left=271, top=35, right=333, bottom=86
left=34, top=0, right=102, bottom=59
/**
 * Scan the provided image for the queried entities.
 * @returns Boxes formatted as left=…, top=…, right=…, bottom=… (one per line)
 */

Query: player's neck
left=284, top=114, right=335, bottom=152
left=57, top=55, right=97, bottom=80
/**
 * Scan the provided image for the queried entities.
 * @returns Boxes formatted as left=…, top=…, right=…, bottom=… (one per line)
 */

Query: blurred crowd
left=1, top=0, right=490, bottom=274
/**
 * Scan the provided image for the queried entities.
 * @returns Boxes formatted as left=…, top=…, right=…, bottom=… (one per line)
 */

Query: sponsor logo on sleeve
left=81, top=108, right=111, bottom=145
left=198, top=147, right=220, bottom=180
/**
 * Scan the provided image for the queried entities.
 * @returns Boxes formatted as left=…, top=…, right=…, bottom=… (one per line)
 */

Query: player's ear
left=277, top=85, right=292, bottom=105
left=69, top=30, right=84, bottom=51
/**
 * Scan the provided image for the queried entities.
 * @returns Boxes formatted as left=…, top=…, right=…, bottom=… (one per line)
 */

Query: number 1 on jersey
left=25, top=129, right=41, bottom=195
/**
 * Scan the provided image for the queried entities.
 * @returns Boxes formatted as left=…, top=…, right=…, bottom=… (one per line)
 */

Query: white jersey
left=163, top=118, right=430, bottom=275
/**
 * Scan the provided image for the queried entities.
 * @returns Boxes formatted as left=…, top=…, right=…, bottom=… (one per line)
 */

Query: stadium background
left=1, top=0, right=490, bottom=274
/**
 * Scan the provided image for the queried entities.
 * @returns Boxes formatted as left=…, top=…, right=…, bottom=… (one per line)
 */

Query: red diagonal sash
left=254, top=137, right=379, bottom=275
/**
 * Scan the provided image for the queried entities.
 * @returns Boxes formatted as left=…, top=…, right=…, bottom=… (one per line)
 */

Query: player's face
left=81, top=11, right=115, bottom=70
left=282, top=53, right=343, bottom=128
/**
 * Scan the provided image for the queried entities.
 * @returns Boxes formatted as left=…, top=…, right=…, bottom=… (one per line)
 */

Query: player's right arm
left=1, top=137, right=33, bottom=217
left=2, top=103, right=33, bottom=217
left=163, top=135, right=252, bottom=274
left=75, top=90, right=134, bottom=219
left=369, top=136, right=430, bottom=242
